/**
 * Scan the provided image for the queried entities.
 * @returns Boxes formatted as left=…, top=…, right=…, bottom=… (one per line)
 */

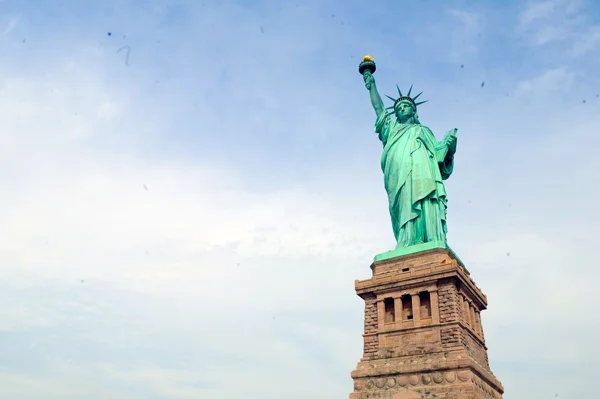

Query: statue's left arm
left=435, top=129, right=458, bottom=180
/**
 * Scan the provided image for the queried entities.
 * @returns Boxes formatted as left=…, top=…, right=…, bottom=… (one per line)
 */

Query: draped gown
left=375, top=111, right=455, bottom=248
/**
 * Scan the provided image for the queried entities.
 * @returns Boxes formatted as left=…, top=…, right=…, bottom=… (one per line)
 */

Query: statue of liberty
left=359, top=56, right=458, bottom=261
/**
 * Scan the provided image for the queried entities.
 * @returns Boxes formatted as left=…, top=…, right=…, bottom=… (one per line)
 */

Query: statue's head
left=394, top=100, right=416, bottom=122
left=385, top=85, right=427, bottom=124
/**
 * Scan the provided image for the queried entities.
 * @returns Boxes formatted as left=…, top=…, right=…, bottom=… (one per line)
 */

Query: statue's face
left=395, top=101, right=415, bottom=120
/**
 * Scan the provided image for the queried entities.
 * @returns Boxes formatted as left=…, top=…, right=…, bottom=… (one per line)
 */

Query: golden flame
left=362, top=54, right=374, bottom=62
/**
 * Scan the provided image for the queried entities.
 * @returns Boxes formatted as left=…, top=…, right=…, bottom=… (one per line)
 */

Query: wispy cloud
left=518, top=0, right=564, bottom=25
left=516, top=0, right=600, bottom=55
left=446, top=9, right=479, bottom=27
left=514, top=67, right=577, bottom=96
left=572, top=25, right=600, bottom=55
left=2, top=14, right=18, bottom=35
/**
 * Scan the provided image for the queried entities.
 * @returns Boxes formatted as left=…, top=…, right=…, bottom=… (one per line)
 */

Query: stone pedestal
left=350, top=248, right=504, bottom=399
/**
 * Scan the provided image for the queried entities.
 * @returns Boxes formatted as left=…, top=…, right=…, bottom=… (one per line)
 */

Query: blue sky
left=0, top=0, right=599, bottom=398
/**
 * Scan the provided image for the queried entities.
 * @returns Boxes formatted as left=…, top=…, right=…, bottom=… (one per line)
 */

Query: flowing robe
left=375, top=112, right=455, bottom=248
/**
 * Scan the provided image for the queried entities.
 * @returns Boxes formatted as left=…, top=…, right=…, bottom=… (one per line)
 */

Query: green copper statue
left=359, top=56, right=458, bottom=261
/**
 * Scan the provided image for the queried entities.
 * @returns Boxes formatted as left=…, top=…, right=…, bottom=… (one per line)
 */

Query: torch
left=358, top=54, right=376, bottom=75
left=359, top=55, right=376, bottom=90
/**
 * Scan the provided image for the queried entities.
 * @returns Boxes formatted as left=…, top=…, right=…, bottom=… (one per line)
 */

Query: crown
left=385, top=85, right=428, bottom=111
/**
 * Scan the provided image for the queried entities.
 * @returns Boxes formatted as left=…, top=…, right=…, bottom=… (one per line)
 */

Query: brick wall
left=438, top=279, right=459, bottom=323
left=440, top=326, right=461, bottom=347
left=363, top=294, right=378, bottom=355
left=463, top=331, right=490, bottom=369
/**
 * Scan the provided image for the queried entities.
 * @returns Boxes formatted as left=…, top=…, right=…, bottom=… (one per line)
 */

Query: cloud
left=0, top=23, right=373, bottom=396
left=0, top=302, right=52, bottom=332
left=1, top=1, right=599, bottom=398
left=514, top=67, right=577, bottom=97
left=572, top=25, right=600, bottom=55
left=516, top=0, right=600, bottom=55
left=446, top=9, right=479, bottom=27
left=2, top=14, right=19, bottom=35
left=518, top=0, right=564, bottom=25
left=0, top=371, right=134, bottom=399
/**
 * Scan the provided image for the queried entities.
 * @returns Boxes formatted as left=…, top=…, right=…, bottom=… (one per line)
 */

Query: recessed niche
left=384, top=297, right=395, bottom=323
left=401, top=294, right=413, bottom=320
left=419, top=291, right=432, bottom=319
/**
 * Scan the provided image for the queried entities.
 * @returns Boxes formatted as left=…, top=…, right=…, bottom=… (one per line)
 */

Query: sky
left=0, top=0, right=599, bottom=398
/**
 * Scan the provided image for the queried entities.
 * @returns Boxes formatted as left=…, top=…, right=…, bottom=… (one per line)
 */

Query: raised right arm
left=363, top=71, right=385, bottom=117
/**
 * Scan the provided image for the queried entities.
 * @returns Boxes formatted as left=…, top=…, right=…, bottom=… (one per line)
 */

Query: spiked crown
left=385, top=85, right=428, bottom=112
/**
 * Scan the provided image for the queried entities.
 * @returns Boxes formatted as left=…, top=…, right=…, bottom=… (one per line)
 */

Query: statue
left=359, top=55, right=458, bottom=261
